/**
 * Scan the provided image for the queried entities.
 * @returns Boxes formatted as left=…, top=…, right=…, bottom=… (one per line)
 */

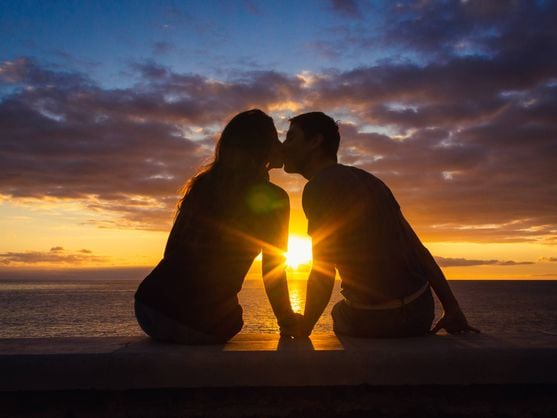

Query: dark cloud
left=329, top=0, right=363, bottom=19
left=0, top=58, right=305, bottom=229
left=435, top=257, right=534, bottom=267
left=539, top=257, right=557, bottom=263
left=0, top=266, right=151, bottom=280
left=0, top=57, right=90, bottom=88
left=0, top=247, right=106, bottom=265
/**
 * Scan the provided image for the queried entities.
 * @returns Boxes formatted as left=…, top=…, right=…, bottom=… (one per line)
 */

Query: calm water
left=1, top=276, right=557, bottom=338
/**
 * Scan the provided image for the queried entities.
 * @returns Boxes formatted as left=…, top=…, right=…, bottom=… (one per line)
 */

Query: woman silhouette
left=135, top=109, right=297, bottom=344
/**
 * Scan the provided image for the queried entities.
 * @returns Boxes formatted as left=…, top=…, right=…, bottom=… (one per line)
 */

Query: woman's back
left=135, top=170, right=288, bottom=337
left=134, top=109, right=293, bottom=344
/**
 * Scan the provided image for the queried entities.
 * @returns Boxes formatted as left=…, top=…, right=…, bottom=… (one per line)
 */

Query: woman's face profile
left=266, top=129, right=284, bottom=170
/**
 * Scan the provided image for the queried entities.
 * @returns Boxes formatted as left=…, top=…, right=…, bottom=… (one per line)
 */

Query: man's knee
left=332, top=300, right=352, bottom=335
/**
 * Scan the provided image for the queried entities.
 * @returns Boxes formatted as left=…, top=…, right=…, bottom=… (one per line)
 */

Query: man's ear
left=308, top=133, right=324, bottom=150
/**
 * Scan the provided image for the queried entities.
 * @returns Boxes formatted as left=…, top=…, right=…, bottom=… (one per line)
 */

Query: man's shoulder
left=303, top=164, right=397, bottom=210
left=303, top=164, right=359, bottom=208
left=305, top=164, right=377, bottom=193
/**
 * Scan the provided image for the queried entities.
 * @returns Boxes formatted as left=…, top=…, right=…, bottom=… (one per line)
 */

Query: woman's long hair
left=168, top=109, right=277, bottom=248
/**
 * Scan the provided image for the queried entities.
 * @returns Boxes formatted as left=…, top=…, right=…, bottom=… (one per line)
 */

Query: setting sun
left=285, top=236, right=312, bottom=269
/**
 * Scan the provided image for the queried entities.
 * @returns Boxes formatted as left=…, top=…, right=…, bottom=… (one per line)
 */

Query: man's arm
left=402, top=217, right=479, bottom=334
left=419, top=245, right=479, bottom=334
left=300, top=263, right=335, bottom=336
left=298, top=238, right=336, bottom=337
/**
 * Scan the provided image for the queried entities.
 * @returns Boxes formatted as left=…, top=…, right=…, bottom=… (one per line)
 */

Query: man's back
left=302, top=164, right=428, bottom=304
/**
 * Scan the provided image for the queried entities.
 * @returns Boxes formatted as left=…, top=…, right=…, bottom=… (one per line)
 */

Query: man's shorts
left=332, top=287, right=435, bottom=338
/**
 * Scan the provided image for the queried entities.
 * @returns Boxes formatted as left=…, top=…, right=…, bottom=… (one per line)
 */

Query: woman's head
left=215, top=109, right=281, bottom=172
left=177, top=109, right=281, bottom=217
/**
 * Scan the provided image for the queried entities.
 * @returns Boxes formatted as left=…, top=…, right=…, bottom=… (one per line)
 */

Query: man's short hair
left=289, top=112, right=340, bottom=160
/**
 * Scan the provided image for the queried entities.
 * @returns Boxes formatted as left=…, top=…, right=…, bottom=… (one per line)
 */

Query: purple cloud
left=0, top=247, right=106, bottom=265
left=329, top=0, right=362, bottom=19
left=435, top=257, right=534, bottom=267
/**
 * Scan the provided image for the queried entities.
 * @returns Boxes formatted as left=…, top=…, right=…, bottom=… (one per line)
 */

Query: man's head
left=283, top=112, right=340, bottom=176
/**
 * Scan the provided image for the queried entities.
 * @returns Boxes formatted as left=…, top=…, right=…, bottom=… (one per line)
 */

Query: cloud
left=539, top=257, right=557, bottom=263
left=0, top=247, right=106, bottom=266
left=0, top=58, right=307, bottom=229
left=329, top=0, right=362, bottom=19
left=357, top=1, right=551, bottom=61
left=1, top=0, right=556, bottom=245
left=435, top=256, right=534, bottom=267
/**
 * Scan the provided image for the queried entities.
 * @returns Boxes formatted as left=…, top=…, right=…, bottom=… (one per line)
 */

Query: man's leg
left=331, top=300, right=357, bottom=336
left=331, top=290, right=434, bottom=338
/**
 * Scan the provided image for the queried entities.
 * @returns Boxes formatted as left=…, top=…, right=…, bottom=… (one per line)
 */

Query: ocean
left=1, top=275, right=557, bottom=338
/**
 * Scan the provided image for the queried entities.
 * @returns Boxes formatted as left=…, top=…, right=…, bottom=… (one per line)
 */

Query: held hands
left=430, top=307, right=480, bottom=335
left=279, top=313, right=313, bottom=338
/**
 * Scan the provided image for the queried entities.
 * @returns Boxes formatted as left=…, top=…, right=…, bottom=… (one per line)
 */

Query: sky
left=1, top=0, right=556, bottom=279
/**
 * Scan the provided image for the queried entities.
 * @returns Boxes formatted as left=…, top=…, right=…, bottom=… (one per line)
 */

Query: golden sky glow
left=1, top=195, right=557, bottom=280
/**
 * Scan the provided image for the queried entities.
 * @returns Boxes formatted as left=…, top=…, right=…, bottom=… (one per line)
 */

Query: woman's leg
left=134, top=299, right=228, bottom=345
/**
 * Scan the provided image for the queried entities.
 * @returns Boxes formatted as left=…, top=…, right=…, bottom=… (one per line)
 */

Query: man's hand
left=430, top=308, right=480, bottom=335
left=279, top=313, right=304, bottom=337
left=279, top=314, right=315, bottom=338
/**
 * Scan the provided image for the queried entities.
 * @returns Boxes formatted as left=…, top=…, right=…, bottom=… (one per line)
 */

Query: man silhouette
left=282, top=112, right=478, bottom=338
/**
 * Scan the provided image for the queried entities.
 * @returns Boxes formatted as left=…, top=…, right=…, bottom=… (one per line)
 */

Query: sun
left=285, top=236, right=312, bottom=269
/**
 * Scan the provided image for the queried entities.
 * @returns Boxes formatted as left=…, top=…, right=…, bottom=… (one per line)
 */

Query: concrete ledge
left=2, top=332, right=557, bottom=391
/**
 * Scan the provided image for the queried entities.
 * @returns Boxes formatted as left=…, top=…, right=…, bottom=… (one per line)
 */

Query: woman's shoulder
left=245, top=181, right=289, bottom=215
left=264, top=181, right=289, bottom=201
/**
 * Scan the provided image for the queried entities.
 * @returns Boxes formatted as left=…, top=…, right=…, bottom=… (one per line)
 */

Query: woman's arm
left=262, top=251, right=296, bottom=329
left=300, top=256, right=336, bottom=337
left=260, top=188, right=297, bottom=331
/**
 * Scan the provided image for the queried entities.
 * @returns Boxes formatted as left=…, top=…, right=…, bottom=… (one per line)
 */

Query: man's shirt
left=302, top=164, right=428, bottom=304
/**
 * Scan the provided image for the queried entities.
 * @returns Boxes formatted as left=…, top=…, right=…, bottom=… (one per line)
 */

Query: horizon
left=1, top=1, right=556, bottom=280
left=0, top=265, right=555, bottom=281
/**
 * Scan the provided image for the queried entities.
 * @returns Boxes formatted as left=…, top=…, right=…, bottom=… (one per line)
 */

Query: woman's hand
left=279, top=313, right=307, bottom=337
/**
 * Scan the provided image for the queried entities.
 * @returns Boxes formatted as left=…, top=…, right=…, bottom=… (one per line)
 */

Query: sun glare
left=285, top=236, right=312, bottom=269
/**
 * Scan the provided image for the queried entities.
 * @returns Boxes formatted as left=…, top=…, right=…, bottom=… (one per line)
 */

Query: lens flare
left=285, top=235, right=312, bottom=269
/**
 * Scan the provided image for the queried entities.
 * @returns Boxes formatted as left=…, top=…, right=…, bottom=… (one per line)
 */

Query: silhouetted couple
left=135, top=110, right=478, bottom=344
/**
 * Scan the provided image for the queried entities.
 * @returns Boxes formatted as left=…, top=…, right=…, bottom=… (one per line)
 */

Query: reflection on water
left=239, top=275, right=342, bottom=334
left=1, top=277, right=557, bottom=338
left=287, top=280, right=304, bottom=313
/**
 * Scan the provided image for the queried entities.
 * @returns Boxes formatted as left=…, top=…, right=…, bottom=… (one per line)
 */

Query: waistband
left=344, top=282, right=430, bottom=311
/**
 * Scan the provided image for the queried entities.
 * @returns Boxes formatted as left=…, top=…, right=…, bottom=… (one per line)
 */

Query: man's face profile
left=283, top=123, right=310, bottom=174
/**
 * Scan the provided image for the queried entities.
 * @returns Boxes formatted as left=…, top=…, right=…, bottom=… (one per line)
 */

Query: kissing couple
left=135, top=109, right=478, bottom=344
